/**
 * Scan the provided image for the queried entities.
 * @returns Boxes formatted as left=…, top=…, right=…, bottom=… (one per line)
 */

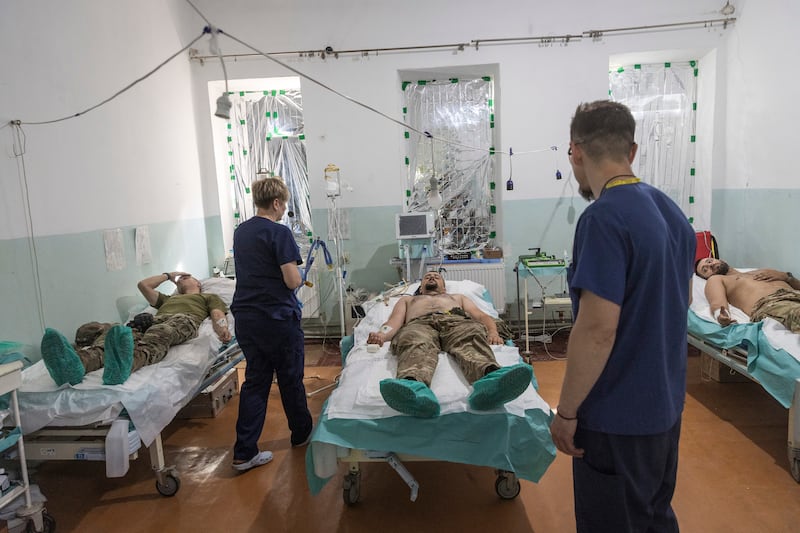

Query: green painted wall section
left=710, top=189, right=799, bottom=271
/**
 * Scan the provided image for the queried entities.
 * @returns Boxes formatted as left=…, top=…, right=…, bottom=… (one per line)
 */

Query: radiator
left=438, top=261, right=506, bottom=312
left=297, top=267, right=320, bottom=318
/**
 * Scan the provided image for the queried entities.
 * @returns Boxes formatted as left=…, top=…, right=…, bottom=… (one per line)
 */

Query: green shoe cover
left=103, top=325, right=134, bottom=385
left=379, top=378, right=440, bottom=418
left=40, top=328, right=85, bottom=386
left=468, top=363, right=533, bottom=411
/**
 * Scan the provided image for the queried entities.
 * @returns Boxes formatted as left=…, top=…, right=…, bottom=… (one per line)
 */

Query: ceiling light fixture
left=720, top=1, right=735, bottom=16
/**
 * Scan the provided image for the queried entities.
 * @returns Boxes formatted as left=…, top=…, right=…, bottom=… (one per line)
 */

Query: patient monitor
left=396, top=212, right=435, bottom=240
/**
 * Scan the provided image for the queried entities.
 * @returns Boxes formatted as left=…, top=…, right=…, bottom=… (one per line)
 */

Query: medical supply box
left=176, top=368, right=239, bottom=419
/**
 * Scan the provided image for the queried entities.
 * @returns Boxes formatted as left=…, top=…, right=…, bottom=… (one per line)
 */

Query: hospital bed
left=9, top=277, right=241, bottom=497
left=688, top=273, right=800, bottom=482
left=306, top=279, right=556, bottom=504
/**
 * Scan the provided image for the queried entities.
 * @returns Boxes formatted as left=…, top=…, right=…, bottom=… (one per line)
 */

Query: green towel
left=468, top=363, right=532, bottom=411
left=379, top=378, right=440, bottom=418
left=40, top=328, right=85, bottom=386
left=103, top=325, right=134, bottom=386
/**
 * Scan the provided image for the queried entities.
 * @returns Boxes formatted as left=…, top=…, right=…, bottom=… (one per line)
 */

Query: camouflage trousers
left=77, top=313, right=201, bottom=373
left=750, top=288, right=800, bottom=333
left=389, top=312, right=500, bottom=386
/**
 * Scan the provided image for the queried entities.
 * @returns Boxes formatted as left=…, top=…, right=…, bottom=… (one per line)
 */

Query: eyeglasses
left=568, top=139, right=584, bottom=157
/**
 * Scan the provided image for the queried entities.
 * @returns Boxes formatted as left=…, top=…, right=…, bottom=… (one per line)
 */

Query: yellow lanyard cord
left=605, top=177, right=641, bottom=190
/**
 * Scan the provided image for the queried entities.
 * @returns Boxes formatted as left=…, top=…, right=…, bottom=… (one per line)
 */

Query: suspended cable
left=11, top=122, right=46, bottom=334
left=17, top=31, right=208, bottom=125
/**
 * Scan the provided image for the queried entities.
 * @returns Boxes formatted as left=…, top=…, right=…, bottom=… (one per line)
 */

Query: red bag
left=695, top=231, right=719, bottom=263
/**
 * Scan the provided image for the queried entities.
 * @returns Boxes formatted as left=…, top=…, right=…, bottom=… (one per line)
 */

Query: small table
left=516, top=263, right=569, bottom=355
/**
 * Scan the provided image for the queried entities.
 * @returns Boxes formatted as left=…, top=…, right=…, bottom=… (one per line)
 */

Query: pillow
left=200, top=277, right=236, bottom=306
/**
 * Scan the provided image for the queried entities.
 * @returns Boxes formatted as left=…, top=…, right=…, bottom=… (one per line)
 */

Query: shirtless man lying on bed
left=40, top=271, right=232, bottom=387
left=365, top=271, right=532, bottom=418
left=695, top=257, right=800, bottom=331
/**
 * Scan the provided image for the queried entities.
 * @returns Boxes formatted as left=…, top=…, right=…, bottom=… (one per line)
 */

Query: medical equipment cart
left=0, top=361, right=54, bottom=532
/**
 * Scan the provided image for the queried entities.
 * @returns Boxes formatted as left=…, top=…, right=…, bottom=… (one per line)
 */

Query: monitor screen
left=396, top=212, right=435, bottom=239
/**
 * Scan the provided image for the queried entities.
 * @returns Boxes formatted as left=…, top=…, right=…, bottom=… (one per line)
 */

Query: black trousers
left=573, top=418, right=681, bottom=533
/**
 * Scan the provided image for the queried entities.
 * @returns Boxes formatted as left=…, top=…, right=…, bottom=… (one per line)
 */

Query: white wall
left=174, top=0, right=731, bottom=210
left=1, top=0, right=206, bottom=239
left=3, top=0, right=797, bottom=348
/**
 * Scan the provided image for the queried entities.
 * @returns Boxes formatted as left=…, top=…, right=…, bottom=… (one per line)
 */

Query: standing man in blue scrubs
left=230, top=176, right=313, bottom=472
left=550, top=100, right=695, bottom=532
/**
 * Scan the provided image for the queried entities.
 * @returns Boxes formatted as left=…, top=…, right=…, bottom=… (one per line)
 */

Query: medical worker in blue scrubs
left=231, top=176, right=313, bottom=472
left=550, top=101, right=695, bottom=532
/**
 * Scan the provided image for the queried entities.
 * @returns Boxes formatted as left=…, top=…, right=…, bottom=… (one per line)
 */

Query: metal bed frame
left=20, top=342, right=243, bottom=497
left=688, top=332, right=800, bottom=482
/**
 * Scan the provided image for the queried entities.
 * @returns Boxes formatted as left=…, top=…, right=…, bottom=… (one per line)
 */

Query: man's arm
left=459, top=295, right=503, bottom=345
left=367, top=298, right=409, bottom=346
left=209, top=308, right=232, bottom=343
left=705, top=276, right=735, bottom=326
left=752, top=268, right=800, bottom=290
left=137, top=271, right=188, bottom=306
left=550, top=289, right=620, bottom=458
left=280, top=261, right=303, bottom=290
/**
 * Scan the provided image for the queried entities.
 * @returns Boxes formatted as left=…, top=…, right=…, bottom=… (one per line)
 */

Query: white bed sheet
left=326, top=343, right=547, bottom=420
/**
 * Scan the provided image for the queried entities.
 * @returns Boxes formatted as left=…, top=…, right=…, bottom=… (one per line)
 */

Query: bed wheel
left=790, top=453, right=800, bottom=483
left=25, top=511, right=56, bottom=533
left=495, top=472, right=521, bottom=499
left=156, top=473, right=181, bottom=497
left=343, top=471, right=361, bottom=505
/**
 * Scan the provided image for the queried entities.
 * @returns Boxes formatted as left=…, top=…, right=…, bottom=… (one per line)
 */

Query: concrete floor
left=22, top=349, right=800, bottom=532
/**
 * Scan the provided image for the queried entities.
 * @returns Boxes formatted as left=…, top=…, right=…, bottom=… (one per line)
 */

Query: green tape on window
left=299, top=134, right=305, bottom=140
left=404, top=131, right=410, bottom=138
left=690, top=168, right=696, bottom=176
left=690, top=135, right=696, bottom=142
left=689, top=196, right=695, bottom=203
left=404, top=157, right=409, bottom=165
left=490, top=231, right=496, bottom=238
left=490, top=205, right=496, bottom=214
left=665, top=62, right=671, bottom=68
left=406, top=190, right=411, bottom=197
left=634, top=64, right=641, bottom=69
left=482, top=76, right=491, bottom=82
left=490, top=182, right=496, bottom=190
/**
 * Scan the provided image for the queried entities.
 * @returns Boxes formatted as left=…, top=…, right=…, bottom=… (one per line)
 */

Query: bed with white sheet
left=10, top=277, right=240, bottom=496
left=688, top=272, right=800, bottom=481
left=306, top=279, right=556, bottom=504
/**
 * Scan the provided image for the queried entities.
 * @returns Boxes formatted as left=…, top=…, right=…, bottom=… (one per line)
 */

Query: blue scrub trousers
left=233, top=314, right=312, bottom=461
left=573, top=418, right=681, bottom=533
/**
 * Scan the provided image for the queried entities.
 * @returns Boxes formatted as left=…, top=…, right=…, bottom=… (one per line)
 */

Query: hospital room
left=1, top=0, right=799, bottom=531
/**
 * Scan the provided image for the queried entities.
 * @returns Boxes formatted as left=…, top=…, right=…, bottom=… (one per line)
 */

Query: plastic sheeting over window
left=403, top=78, right=495, bottom=255
left=610, top=62, right=703, bottom=228
left=226, top=89, right=313, bottom=251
